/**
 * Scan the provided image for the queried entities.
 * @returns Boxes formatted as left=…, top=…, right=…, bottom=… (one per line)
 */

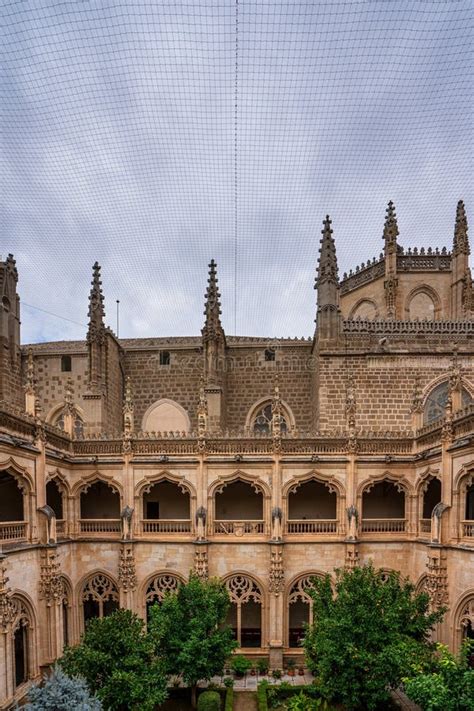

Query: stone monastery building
left=0, top=201, right=473, bottom=708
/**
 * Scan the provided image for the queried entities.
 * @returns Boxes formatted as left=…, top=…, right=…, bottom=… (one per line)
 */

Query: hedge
left=257, top=681, right=268, bottom=711
left=225, top=685, right=234, bottom=711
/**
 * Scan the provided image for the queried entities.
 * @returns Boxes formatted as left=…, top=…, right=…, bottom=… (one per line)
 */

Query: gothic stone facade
left=0, top=201, right=474, bottom=708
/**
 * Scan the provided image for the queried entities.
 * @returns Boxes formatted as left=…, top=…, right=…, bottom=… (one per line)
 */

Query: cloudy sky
left=3, top=0, right=472, bottom=343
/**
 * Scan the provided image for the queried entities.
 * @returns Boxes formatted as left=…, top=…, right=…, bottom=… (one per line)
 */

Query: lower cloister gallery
left=0, top=202, right=473, bottom=708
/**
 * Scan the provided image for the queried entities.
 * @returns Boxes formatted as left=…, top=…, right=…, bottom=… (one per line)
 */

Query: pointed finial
left=25, top=348, right=35, bottom=396
left=315, top=215, right=338, bottom=289
left=202, top=259, right=224, bottom=342
left=453, top=200, right=469, bottom=256
left=383, top=201, right=399, bottom=250
left=64, top=378, right=75, bottom=413
left=123, top=376, right=134, bottom=435
left=87, top=262, right=105, bottom=337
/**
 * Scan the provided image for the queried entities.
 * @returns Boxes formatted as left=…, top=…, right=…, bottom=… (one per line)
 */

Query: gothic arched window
left=225, top=575, right=262, bottom=648
left=145, top=574, right=182, bottom=620
left=288, top=574, right=324, bottom=648
left=424, top=382, right=472, bottom=424
left=253, top=403, right=288, bottom=435
left=82, top=574, right=119, bottom=625
left=54, top=411, right=84, bottom=438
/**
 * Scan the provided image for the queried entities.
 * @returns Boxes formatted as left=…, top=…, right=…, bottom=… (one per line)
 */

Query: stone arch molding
left=76, top=570, right=119, bottom=602
left=223, top=571, right=266, bottom=601
left=349, top=298, right=379, bottom=320
left=141, top=399, right=191, bottom=434
left=415, top=466, right=441, bottom=495
left=209, top=470, right=271, bottom=499
left=357, top=470, right=413, bottom=497
left=0, top=456, right=34, bottom=493
left=283, top=470, right=345, bottom=498
left=135, top=470, right=196, bottom=499
left=245, top=396, right=296, bottom=432
left=140, top=570, right=186, bottom=602
left=46, top=402, right=86, bottom=425
left=421, top=374, right=474, bottom=408
left=404, top=284, right=441, bottom=320
left=72, top=470, right=123, bottom=497
left=453, top=589, right=474, bottom=647
left=286, top=570, right=328, bottom=599
left=46, top=468, right=71, bottom=496
left=454, top=460, right=474, bottom=494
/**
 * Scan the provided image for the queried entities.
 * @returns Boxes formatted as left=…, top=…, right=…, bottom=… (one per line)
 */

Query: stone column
left=118, top=543, right=137, bottom=610
left=268, top=544, right=284, bottom=670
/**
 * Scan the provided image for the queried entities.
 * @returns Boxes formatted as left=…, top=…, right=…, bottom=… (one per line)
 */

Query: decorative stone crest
left=410, top=377, right=424, bottom=414
left=39, top=548, right=64, bottom=606
left=119, top=544, right=137, bottom=593
left=194, top=548, right=208, bottom=581
left=345, top=375, right=356, bottom=430
left=344, top=546, right=359, bottom=569
left=269, top=548, right=284, bottom=594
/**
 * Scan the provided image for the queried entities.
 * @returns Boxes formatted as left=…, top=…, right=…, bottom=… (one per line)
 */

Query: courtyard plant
left=403, top=639, right=474, bottom=711
left=23, top=666, right=102, bottom=710
left=231, top=654, right=252, bottom=677
left=303, top=563, right=444, bottom=711
left=60, top=608, right=167, bottom=711
left=197, top=689, right=221, bottom=711
left=149, top=572, right=237, bottom=708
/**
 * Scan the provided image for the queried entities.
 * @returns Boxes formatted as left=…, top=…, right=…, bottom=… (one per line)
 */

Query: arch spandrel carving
left=145, top=573, right=183, bottom=604
left=209, top=470, right=271, bottom=499
left=224, top=574, right=262, bottom=604
left=283, top=469, right=345, bottom=498
left=81, top=573, right=119, bottom=604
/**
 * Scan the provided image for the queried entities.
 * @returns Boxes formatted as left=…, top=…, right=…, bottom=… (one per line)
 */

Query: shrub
left=223, top=676, right=234, bottom=688
left=24, top=666, right=102, bottom=710
left=271, top=668, right=282, bottom=679
left=404, top=640, right=474, bottom=711
left=256, top=658, right=269, bottom=675
left=197, top=690, right=221, bottom=711
left=231, top=654, right=252, bottom=676
left=286, top=692, right=330, bottom=711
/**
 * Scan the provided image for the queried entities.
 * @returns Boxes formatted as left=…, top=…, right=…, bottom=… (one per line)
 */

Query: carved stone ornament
left=119, top=545, right=137, bottom=593
left=0, top=559, right=17, bottom=631
left=424, top=553, right=448, bottom=611
left=194, top=548, right=209, bottom=581
left=39, top=549, right=65, bottom=606
left=269, top=548, right=284, bottom=594
left=345, top=548, right=360, bottom=569
left=410, top=377, right=424, bottom=414
left=384, top=276, right=398, bottom=319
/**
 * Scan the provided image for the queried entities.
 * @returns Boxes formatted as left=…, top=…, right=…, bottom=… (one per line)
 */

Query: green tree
left=303, top=564, right=444, bottom=711
left=60, top=608, right=167, bottom=711
left=404, top=640, right=474, bottom=711
left=24, top=665, right=102, bottom=710
left=149, top=573, right=237, bottom=707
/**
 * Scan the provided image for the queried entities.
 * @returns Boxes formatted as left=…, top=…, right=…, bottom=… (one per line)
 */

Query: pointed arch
left=9, top=591, right=39, bottom=687
left=404, top=285, right=441, bottom=320
left=135, top=470, right=196, bottom=499
left=141, top=399, right=190, bottom=434
left=453, top=589, right=474, bottom=649
left=283, top=470, right=345, bottom=498
left=358, top=471, right=413, bottom=498
left=222, top=572, right=265, bottom=649
left=141, top=571, right=186, bottom=619
left=0, top=457, right=33, bottom=494
left=46, top=468, right=71, bottom=496
left=77, top=570, right=119, bottom=631
left=245, top=396, right=296, bottom=434
left=349, top=298, right=379, bottom=320
left=72, top=471, right=122, bottom=497
left=286, top=571, right=327, bottom=648
left=209, top=470, right=271, bottom=499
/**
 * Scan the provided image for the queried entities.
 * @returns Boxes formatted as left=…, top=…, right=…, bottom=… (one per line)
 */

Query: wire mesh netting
left=2, top=0, right=472, bottom=342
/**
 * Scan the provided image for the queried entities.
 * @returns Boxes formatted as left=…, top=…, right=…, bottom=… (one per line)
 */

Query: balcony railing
left=79, top=519, right=121, bottom=534
left=286, top=519, right=338, bottom=534
left=419, top=518, right=431, bottom=535
left=142, top=519, right=192, bottom=534
left=0, top=521, right=27, bottom=541
left=361, top=518, right=406, bottom=533
left=461, top=521, right=474, bottom=538
left=213, top=520, right=265, bottom=536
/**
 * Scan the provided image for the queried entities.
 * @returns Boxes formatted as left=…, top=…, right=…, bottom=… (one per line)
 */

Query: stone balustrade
left=461, top=521, right=474, bottom=538
left=286, top=519, right=338, bottom=534
left=78, top=519, right=121, bottom=534
left=0, top=521, right=27, bottom=541
left=213, top=520, right=266, bottom=535
left=142, top=519, right=192, bottom=534
left=361, top=518, right=406, bottom=533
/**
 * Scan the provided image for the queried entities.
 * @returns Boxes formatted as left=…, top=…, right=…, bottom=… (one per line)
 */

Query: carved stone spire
left=383, top=200, right=399, bottom=254
left=0, top=254, right=22, bottom=406
left=202, top=259, right=225, bottom=344
left=24, top=348, right=36, bottom=415
left=453, top=200, right=469, bottom=256
left=271, top=376, right=283, bottom=441
left=201, top=260, right=226, bottom=394
left=87, top=262, right=106, bottom=344
left=383, top=202, right=399, bottom=319
left=315, top=216, right=341, bottom=341
left=123, top=376, right=134, bottom=436
left=315, top=215, right=339, bottom=289
left=196, top=377, right=208, bottom=437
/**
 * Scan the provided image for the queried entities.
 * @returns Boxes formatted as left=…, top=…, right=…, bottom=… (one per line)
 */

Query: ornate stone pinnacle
left=64, top=378, right=75, bottom=414
left=315, top=214, right=339, bottom=288
left=25, top=348, right=35, bottom=396
left=197, top=378, right=208, bottom=437
left=119, top=545, right=137, bottom=593
left=383, top=200, right=399, bottom=248
left=87, top=262, right=106, bottom=342
left=123, top=377, right=134, bottom=438
left=453, top=199, right=469, bottom=256
left=202, top=259, right=224, bottom=343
